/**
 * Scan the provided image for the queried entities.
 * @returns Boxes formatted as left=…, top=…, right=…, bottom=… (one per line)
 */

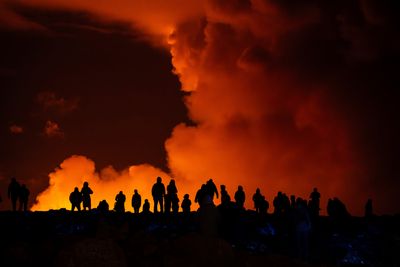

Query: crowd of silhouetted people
left=4, top=177, right=30, bottom=212
left=2, top=176, right=379, bottom=262
left=4, top=176, right=375, bottom=219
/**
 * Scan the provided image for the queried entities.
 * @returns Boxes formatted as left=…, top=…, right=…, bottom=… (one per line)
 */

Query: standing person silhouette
left=81, top=181, right=93, bottom=211
left=114, top=191, right=126, bottom=212
left=205, top=179, right=219, bottom=200
left=19, top=184, right=30, bottom=211
left=234, top=185, right=246, bottom=209
left=131, top=189, right=142, bottom=214
left=252, top=188, right=263, bottom=213
left=220, top=185, right=230, bottom=205
left=142, top=199, right=150, bottom=214
left=181, top=194, right=192, bottom=214
left=69, top=187, right=82, bottom=211
left=8, top=177, right=20, bottom=211
left=166, top=179, right=179, bottom=214
left=309, top=187, right=321, bottom=217
left=152, top=177, right=165, bottom=213
left=365, top=198, right=373, bottom=218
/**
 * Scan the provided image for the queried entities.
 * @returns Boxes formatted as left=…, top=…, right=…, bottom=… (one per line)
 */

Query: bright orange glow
left=13, top=0, right=388, bottom=215
left=31, top=155, right=174, bottom=212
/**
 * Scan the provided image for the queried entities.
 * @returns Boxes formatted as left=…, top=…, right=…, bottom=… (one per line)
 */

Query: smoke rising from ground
left=4, top=0, right=397, bottom=214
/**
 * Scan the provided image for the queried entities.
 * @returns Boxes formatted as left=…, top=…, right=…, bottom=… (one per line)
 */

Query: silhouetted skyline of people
left=97, top=199, right=109, bottom=212
left=365, top=198, right=373, bottom=218
left=131, top=189, right=141, bottom=214
left=81, top=181, right=93, bottom=211
left=309, top=187, right=321, bottom=218
left=234, top=185, right=245, bottom=209
left=19, top=184, right=30, bottom=211
left=165, top=179, right=178, bottom=214
left=252, top=188, right=263, bottom=213
left=327, top=197, right=349, bottom=220
left=142, top=199, right=150, bottom=214
left=181, top=193, right=191, bottom=214
left=195, top=184, right=207, bottom=208
left=294, top=198, right=311, bottom=261
left=8, top=177, right=20, bottom=211
left=69, top=187, right=82, bottom=211
left=152, top=176, right=165, bottom=213
left=205, top=179, right=219, bottom=200
left=114, top=191, right=126, bottom=212
left=259, top=196, right=269, bottom=214
left=220, top=185, right=231, bottom=206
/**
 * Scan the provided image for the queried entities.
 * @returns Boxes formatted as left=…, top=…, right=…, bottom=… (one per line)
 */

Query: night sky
left=0, top=0, right=399, bottom=215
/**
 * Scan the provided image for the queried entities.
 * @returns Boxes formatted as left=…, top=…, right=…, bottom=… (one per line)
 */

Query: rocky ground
left=0, top=210, right=398, bottom=267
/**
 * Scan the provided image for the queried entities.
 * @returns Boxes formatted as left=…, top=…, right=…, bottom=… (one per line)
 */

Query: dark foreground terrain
left=0, top=210, right=398, bottom=267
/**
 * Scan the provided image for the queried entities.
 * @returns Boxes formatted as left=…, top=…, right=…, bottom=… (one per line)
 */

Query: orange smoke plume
left=32, top=155, right=174, bottom=211
left=17, top=0, right=397, bottom=215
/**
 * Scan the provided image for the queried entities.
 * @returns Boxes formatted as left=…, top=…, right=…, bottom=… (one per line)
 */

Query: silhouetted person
left=309, top=187, right=321, bottom=217
left=81, top=181, right=93, bottom=211
left=290, top=195, right=296, bottom=209
left=294, top=198, right=311, bottom=261
left=142, top=199, right=150, bottom=214
left=131, top=189, right=142, bottom=214
left=273, top=191, right=284, bottom=216
left=205, top=179, right=219, bottom=200
left=97, top=200, right=109, bottom=212
left=152, top=176, right=165, bottom=213
left=114, top=191, right=126, bottom=212
left=220, top=185, right=230, bottom=205
left=259, top=196, right=269, bottom=214
left=327, top=198, right=334, bottom=217
left=195, top=184, right=207, bottom=207
left=165, top=179, right=178, bottom=214
left=234, top=185, right=245, bottom=209
left=69, top=187, right=82, bottom=211
left=252, top=188, right=263, bottom=213
left=282, top=193, right=290, bottom=213
left=181, top=194, right=191, bottom=214
left=198, top=195, right=221, bottom=237
left=8, top=177, right=20, bottom=211
left=328, top=197, right=349, bottom=220
left=19, top=184, right=30, bottom=211
left=365, top=198, right=373, bottom=218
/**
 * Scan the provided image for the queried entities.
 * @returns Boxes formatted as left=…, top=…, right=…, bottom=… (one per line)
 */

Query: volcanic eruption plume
left=19, top=0, right=399, bottom=214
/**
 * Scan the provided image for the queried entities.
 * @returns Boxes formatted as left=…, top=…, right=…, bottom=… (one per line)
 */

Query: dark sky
left=0, top=8, right=189, bottom=205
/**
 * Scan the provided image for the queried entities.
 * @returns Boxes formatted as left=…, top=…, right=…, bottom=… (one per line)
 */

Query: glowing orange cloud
left=16, top=0, right=396, bottom=215
left=9, top=124, right=24, bottom=134
left=32, top=155, right=176, bottom=211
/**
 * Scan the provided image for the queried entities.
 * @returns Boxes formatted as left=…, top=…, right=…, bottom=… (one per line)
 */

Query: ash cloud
left=166, top=0, right=400, bottom=214
left=43, top=120, right=64, bottom=138
left=4, top=0, right=398, bottom=214
left=9, top=124, right=24, bottom=134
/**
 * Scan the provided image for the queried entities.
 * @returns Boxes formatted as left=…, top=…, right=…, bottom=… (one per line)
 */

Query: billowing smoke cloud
left=169, top=0, right=399, bottom=215
left=32, top=155, right=174, bottom=211
left=43, top=120, right=64, bottom=138
left=5, top=0, right=398, bottom=214
left=37, top=91, right=79, bottom=115
left=9, top=124, right=24, bottom=134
